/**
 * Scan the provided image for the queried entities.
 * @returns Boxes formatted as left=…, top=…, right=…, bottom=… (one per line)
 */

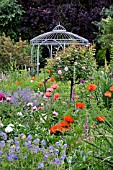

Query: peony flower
left=76, top=102, right=85, bottom=109
left=0, top=93, right=6, bottom=101
left=53, top=93, right=60, bottom=100
left=51, top=84, right=59, bottom=89
left=64, top=66, right=68, bottom=71
left=96, top=116, right=105, bottom=122
left=104, top=91, right=112, bottom=98
left=87, top=84, right=96, bottom=91
left=46, top=87, right=53, bottom=92
left=63, top=115, right=74, bottom=123
left=58, top=70, right=62, bottom=75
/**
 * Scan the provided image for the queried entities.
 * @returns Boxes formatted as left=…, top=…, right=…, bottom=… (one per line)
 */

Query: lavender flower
left=38, top=162, right=44, bottom=169
left=0, top=141, right=5, bottom=148
left=41, top=140, right=46, bottom=146
left=33, top=138, right=40, bottom=144
left=0, top=132, right=7, bottom=140
left=54, top=158, right=60, bottom=165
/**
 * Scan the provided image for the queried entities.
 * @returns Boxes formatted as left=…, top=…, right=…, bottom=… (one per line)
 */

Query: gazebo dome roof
left=30, top=24, right=89, bottom=46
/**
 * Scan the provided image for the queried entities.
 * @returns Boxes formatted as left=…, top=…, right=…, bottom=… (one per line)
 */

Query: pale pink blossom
left=58, top=70, right=62, bottom=74
left=82, top=66, right=86, bottom=70
left=53, top=111, right=58, bottom=116
left=64, top=66, right=68, bottom=71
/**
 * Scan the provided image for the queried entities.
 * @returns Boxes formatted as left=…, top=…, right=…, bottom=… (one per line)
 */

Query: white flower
left=30, top=80, right=34, bottom=83
left=5, top=126, right=13, bottom=133
left=27, top=102, right=33, bottom=107
left=17, top=112, right=23, bottom=117
left=32, top=106, right=37, bottom=111
left=8, top=123, right=14, bottom=127
left=64, top=66, right=68, bottom=71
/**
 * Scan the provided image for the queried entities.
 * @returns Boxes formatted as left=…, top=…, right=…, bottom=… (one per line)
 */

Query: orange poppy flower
left=50, top=125, right=62, bottom=134
left=50, top=77, right=55, bottom=82
left=87, top=84, right=96, bottom=91
left=32, top=75, right=37, bottom=81
left=110, top=86, right=113, bottom=92
left=50, top=123, right=70, bottom=134
left=63, top=115, right=74, bottom=123
left=16, top=81, right=21, bottom=85
left=47, top=70, right=51, bottom=73
left=53, top=93, right=60, bottom=100
left=76, top=102, right=85, bottom=109
left=59, top=121, right=70, bottom=128
left=45, top=92, right=52, bottom=97
left=104, top=91, right=112, bottom=98
left=96, top=116, right=105, bottom=122
left=39, top=82, right=44, bottom=86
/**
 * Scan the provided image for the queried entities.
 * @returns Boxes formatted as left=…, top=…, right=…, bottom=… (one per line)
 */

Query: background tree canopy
left=0, top=0, right=112, bottom=41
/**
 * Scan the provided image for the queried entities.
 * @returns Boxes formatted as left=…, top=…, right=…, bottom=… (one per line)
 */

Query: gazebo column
left=50, top=45, right=52, bottom=58
left=37, top=44, right=40, bottom=74
left=31, top=45, right=34, bottom=65
left=63, top=43, right=65, bottom=53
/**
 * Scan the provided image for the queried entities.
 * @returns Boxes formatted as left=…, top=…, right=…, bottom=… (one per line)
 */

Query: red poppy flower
left=63, top=116, right=74, bottom=123
left=96, top=116, right=105, bottom=122
left=76, top=102, right=85, bottom=109
left=87, top=84, right=96, bottom=91
left=104, top=91, right=112, bottom=98
left=53, top=93, right=60, bottom=100
left=45, top=92, right=52, bottom=97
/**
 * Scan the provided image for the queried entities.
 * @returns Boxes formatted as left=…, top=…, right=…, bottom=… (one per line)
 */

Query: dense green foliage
left=0, top=34, right=31, bottom=72
left=0, top=0, right=24, bottom=40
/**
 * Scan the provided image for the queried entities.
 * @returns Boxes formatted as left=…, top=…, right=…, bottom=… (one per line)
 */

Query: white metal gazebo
left=30, top=23, right=89, bottom=74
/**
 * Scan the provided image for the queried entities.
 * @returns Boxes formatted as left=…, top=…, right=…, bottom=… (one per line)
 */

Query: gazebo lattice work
left=30, top=24, right=89, bottom=74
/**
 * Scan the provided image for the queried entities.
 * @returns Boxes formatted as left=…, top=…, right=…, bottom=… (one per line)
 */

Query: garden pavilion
left=30, top=23, right=89, bottom=74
